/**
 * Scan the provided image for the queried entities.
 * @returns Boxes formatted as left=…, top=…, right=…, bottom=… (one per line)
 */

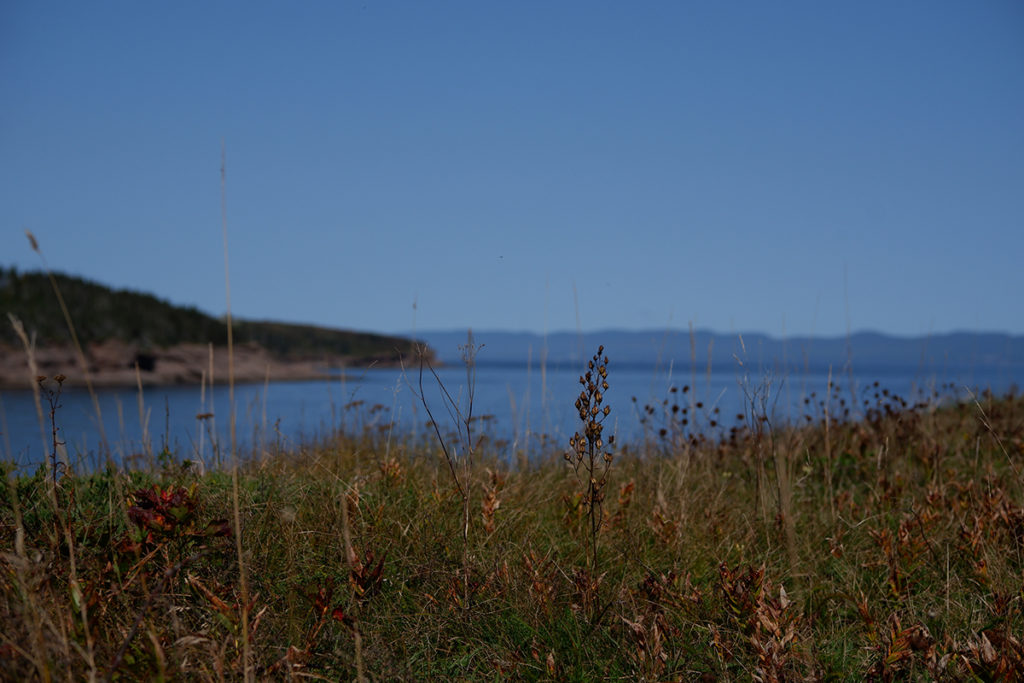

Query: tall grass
left=2, top=376, right=1022, bottom=679
left=220, top=143, right=253, bottom=683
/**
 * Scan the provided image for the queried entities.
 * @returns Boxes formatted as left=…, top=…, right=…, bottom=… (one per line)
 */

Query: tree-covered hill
left=0, top=266, right=419, bottom=361
left=233, top=320, right=415, bottom=360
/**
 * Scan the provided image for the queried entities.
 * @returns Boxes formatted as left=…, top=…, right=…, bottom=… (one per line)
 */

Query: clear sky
left=2, top=2, right=1022, bottom=338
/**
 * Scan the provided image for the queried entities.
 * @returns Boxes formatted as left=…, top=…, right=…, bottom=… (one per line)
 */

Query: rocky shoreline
left=0, top=340, right=409, bottom=390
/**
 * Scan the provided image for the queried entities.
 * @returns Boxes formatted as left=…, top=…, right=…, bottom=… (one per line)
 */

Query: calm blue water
left=1, top=362, right=1017, bottom=472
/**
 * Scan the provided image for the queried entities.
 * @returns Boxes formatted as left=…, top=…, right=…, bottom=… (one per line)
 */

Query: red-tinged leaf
left=114, top=536, right=143, bottom=555
left=367, top=554, right=386, bottom=585
left=362, top=557, right=389, bottom=598
left=198, top=518, right=232, bottom=537
left=128, top=507, right=173, bottom=533
left=314, top=585, right=333, bottom=613
left=131, top=488, right=159, bottom=507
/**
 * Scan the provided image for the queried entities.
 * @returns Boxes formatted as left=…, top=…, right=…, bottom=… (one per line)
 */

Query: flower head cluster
left=568, top=345, right=613, bottom=467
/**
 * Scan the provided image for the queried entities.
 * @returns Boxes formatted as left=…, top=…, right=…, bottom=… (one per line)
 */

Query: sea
left=1, top=361, right=1018, bottom=473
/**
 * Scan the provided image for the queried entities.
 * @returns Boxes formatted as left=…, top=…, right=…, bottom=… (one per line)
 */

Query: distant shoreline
left=0, top=340, right=411, bottom=390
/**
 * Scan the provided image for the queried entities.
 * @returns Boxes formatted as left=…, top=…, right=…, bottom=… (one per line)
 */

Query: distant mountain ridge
left=418, top=328, right=1024, bottom=375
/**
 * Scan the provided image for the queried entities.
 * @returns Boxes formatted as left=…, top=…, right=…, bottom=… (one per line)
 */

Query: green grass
left=2, top=381, right=1023, bottom=680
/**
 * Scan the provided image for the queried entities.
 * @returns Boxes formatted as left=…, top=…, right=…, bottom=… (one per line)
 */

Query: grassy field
left=2, top=359, right=1023, bottom=681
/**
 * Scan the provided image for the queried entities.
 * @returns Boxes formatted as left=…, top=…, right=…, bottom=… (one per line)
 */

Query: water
left=1, top=361, right=1017, bottom=472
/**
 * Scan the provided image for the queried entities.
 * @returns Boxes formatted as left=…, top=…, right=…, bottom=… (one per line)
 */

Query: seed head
left=25, top=230, right=39, bottom=253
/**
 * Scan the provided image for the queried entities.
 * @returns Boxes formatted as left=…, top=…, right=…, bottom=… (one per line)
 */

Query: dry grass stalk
left=220, top=144, right=252, bottom=682
left=134, top=361, right=153, bottom=466
left=413, top=331, right=481, bottom=608
left=340, top=481, right=367, bottom=682
left=24, top=230, right=110, bottom=462
left=824, top=365, right=835, bottom=523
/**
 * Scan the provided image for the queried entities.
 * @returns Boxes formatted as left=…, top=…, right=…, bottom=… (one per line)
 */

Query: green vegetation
left=0, top=266, right=416, bottom=360
left=234, top=320, right=415, bottom=361
left=0, top=266, right=227, bottom=347
left=2, top=356, right=1023, bottom=680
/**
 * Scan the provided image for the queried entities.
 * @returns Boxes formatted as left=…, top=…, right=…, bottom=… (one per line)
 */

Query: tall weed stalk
left=414, top=330, right=481, bottom=608
left=566, top=345, right=614, bottom=576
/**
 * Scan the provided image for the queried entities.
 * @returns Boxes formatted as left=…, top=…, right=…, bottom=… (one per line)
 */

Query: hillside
left=0, top=266, right=427, bottom=387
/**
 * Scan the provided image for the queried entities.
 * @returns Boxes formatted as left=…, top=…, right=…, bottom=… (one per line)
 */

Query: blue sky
left=2, top=2, right=1022, bottom=338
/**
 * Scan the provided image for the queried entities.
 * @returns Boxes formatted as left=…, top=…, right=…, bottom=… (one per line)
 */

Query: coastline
left=0, top=340, right=411, bottom=390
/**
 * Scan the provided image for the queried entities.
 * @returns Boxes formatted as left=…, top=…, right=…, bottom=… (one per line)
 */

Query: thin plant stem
left=25, top=230, right=110, bottom=464
left=221, top=142, right=252, bottom=682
